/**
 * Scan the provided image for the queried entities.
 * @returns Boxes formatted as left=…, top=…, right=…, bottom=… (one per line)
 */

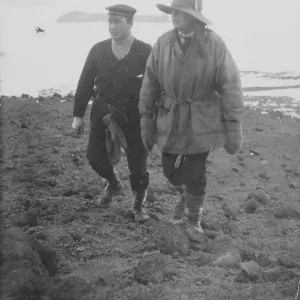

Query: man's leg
left=185, top=152, right=210, bottom=242
left=87, top=109, right=122, bottom=206
left=161, top=153, right=187, bottom=221
left=123, top=113, right=150, bottom=222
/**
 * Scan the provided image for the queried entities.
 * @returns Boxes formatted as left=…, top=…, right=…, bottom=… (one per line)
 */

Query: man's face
left=171, top=10, right=195, bottom=30
left=108, top=15, right=132, bottom=41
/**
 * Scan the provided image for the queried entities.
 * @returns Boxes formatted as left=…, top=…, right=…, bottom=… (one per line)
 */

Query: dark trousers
left=162, top=151, right=210, bottom=196
left=87, top=106, right=149, bottom=193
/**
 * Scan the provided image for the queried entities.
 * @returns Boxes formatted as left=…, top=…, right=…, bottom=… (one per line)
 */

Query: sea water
left=1, top=6, right=300, bottom=105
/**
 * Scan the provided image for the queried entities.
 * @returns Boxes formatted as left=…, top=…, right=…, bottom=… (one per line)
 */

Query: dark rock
left=274, top=205, right=300, bottom=220
left=135, top=253, right=167, bottom=285
left=204, top=234, right=237, bottom=255
left=222, top=202, right=238, bottom=220
left=248, top=189, right=271, bottom=206
left=240, top=261, right=261, bottom=281
left=235, top=271, right=251, bottom=283
left=277, top=256, right=299, bottom=269
left=204, top=230, right=218, bottom=239
left=30, top=199, right=40, bottom=208
left=189, top=240, right=207, bottom=251
left=15, top=208, right=40, bottom=227
left=61, top=213, right=77, bottom=224
left=1, top=228, right=49, bottom=299
left=137, top=243, right=157, bottom=253
left=31, top=241, right=58, bottom=277
left=63, top=190, right=78, bottom=197
left=244, top=199, right=259, bottom=214
left=150, top=222, right=189, bottom=257
left=239, top=247, right=255, bottom=261
left=188, top=252, right=215, bottom=267
left=213, top=250, right=241, bottom=269
left=16, top=174, right=34, bottom=182
left=144, top=218, right=158, bottom=227
left=46, top=275, right=92, bottom=300
left=262, top=266, right=297, bottom=282
left=255, top=252, right=271, bottom=267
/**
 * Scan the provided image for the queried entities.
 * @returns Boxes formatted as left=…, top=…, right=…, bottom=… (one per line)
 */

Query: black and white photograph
left=0, top=0, right=300, bottom=299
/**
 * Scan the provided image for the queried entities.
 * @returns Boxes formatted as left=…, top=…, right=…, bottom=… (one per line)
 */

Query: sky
left=1, top=0, right=299, bottom=33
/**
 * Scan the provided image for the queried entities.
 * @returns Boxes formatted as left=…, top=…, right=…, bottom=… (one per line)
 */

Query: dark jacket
left=73, top=38, right=152, bottom=118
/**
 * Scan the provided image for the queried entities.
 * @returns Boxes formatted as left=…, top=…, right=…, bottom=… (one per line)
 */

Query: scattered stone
left=15, top=208, right=40, bottom=227
left=213, top=249, right=241, bottom=269
left=289, top=182, right=298, bottom=188
left=220, top=220, right=238, bottom=238
left=76, top=246, right=85, bottom=252
left=150, top=222, right=189, bottom=257
left=238, top=247, right=256, bottom=262
left=247, top=189, right=271, bottom=206
left=61, top=213, right=77, bottom=224
left=222, top=202, right=238, bottom=220
left=240, top=261, right=261, bottom=281
left=135, top=253, right=167, bottom=285
left=1, top=228, right=49, bottom=299
left=204, top=230, right=218, bottom=239
left=262, top=266, right=297, bottom=282
left=194, top=275, right=213, bottom=286
left=31, top=240, right=58, bottom=277
left=237, top=155, right=244, bottom=161
left=261, top=160, right=269, bottom=166
left=255, top=252, right=271, bottom=267
left=118, top=209, right=135, bottom=220
left=244, top=198, right=259, bottom=214
left=138, top=243, right=157, bottom=253
left=274, top=205, right=300, bottom=220
left=277, top=256, right=299, bottom=269
left=63, top=190, right=79, bottom=197
left=144, top=218, right=158, bottom=227
left=204, top=234, right=237, bottom=255
left=46, top=275, right=92, bottom=300
left=188, top=252, right=215, bottom=267
left=16, top=173, right=34, bottom=182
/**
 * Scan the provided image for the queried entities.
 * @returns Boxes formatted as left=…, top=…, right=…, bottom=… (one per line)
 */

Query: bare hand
left=72, top=117, right=84, bottom=135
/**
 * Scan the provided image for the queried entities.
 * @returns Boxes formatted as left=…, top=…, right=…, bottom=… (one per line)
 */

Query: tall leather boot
left=133, top=190, right=150, bottom=222
left=129, top=173, right=150, bottom=222
left=173, top=185, right=187, bottom=220
left=97, top=173, right=122, bottom=207
left=185, top=193, right=206, bottom=242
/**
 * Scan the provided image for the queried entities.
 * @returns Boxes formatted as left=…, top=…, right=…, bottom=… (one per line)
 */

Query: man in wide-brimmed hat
left=139, top=0, right=244, bottom=242
left=72, top=4, right=152, bottom=222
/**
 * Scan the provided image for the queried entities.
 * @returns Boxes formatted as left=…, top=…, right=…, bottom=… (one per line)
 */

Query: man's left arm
left=215, top=38, right=244, bottom=154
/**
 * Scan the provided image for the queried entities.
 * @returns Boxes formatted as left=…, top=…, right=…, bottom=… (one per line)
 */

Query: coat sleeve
left=215, top=38, right=244, bottom=131
left=139, top=40, right=162, bottom=119
left=73, top=45, right=98, bottom=118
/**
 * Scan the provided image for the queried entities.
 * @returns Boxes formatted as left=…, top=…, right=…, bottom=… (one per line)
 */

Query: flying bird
left=35, top=27, right=45, bottom=34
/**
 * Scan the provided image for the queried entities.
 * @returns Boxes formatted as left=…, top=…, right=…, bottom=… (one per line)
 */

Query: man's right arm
left=73, top=45, right=98, bottom=118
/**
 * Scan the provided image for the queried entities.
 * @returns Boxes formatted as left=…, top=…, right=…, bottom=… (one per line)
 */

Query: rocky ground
left=1, top=93, right=300, bottom=300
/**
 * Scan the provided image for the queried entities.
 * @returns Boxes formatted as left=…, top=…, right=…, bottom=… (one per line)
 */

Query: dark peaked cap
left=106, top=4, right=137, bottom=18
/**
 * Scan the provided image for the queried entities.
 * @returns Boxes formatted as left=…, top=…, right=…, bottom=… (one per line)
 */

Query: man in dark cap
left=72, top=4, right=152, bottom=222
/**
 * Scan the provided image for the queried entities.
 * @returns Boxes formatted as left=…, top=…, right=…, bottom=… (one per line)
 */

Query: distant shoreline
left=243, top=84, right=300, bottom=92
left=1, top=84, right=299, bottom=98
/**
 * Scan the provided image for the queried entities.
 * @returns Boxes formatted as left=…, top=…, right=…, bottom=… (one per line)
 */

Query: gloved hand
left=224, top=121, right=243, bottom=155
left=141, top=117, right=154, bottom=151
left=72, top=117, right=84, bottom=135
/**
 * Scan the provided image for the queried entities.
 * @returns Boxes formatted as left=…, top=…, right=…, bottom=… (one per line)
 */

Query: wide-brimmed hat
left=156, top=0, right=212, bottom=25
